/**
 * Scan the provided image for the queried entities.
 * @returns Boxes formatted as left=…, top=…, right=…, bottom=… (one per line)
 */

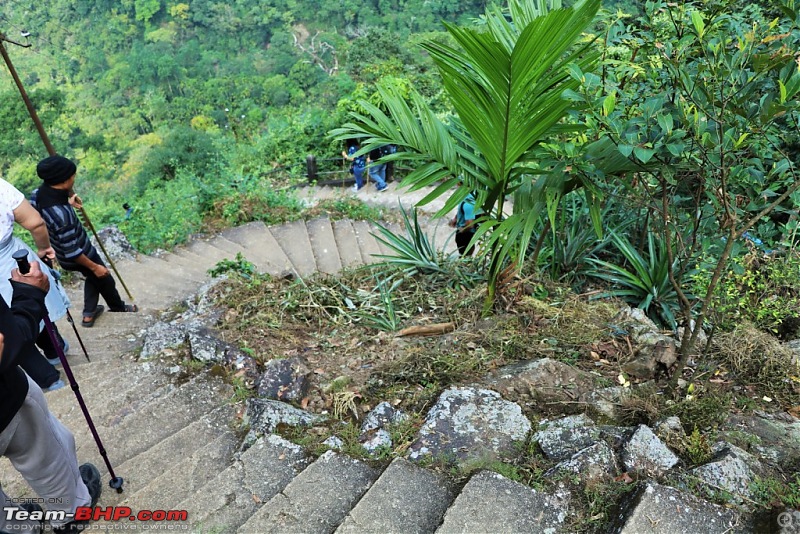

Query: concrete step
left=208, top=235, right=248, bottom=259
left=72, top=373, right=231, bottom=471
left=332, top=219, right=365, bottom=270
left=179, top=434, right=311, bottom=532
left=336, top=458, right=455, bottom=533
left=351, top=221, right=384, bottom=266
left=239, top=451, right=379, bottom=534
left=307, top=217, right=343, bottom=275
left=115, top=416, right=239, bottom=510
left=269, top=220, right=317, bottom=278
left=221, top=222, right=294, bottom=276
left=113, top=255, right=206, bottom=307
left=169, top=245, right=206, bottom=267
left=0, top=360, right=173, bottom=500
left=45, top=359, right=176, bottom=435
left=436, top=471, right=569, bottom=533
left=184, top=239, right=242, bottom=269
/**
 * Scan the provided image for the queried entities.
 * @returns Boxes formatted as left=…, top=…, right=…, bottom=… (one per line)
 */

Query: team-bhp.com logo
left=5, top=506, right=188, bottom=525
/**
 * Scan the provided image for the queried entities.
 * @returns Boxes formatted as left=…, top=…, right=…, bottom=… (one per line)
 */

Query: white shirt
left=0, top=179, right=24, bottom=242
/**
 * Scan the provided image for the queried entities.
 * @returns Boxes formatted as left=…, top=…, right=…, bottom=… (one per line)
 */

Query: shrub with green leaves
left=692, top=251, right=800, bottom=338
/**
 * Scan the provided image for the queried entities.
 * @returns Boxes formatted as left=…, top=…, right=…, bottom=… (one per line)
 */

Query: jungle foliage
left=5, top=0, right=800, bottom=361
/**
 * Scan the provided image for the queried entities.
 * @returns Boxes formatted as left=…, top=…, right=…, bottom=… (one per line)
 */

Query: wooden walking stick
left=1, top=34, right=134, bottom=301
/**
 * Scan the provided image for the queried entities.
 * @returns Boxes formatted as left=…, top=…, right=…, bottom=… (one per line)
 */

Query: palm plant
left=587, top=232, right=683, bottom=328
left=331, top=0, right=603, bottom=312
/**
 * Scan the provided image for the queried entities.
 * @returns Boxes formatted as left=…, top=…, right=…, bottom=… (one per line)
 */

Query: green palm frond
left=330, top=0, right=603, bottom=309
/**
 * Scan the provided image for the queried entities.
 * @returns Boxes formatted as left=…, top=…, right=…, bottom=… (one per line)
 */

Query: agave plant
left=587, top=232, right=684, bottom=328
left=330, top=0, right=604, bottom=312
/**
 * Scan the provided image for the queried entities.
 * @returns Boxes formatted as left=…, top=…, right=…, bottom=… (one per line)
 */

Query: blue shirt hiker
left=342, top=144, right=367, bottom=191
left=450, top=191, right=481, bottom=256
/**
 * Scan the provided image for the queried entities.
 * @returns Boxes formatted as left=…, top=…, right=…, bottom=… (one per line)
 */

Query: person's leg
left=35, top=324, right=65, bottom=360
left=370, top=163, right=387, bottom=190
left=455, top=230, right=476, bottom=257
left=353, top=167, right=365, bottom=190
left=0, top=485, right=40, bottom=533
left=84, top=250, right=126, bottom=312
left=3, top=376, right=91, bottom=529
left=18, top=343, right=61, bottom=390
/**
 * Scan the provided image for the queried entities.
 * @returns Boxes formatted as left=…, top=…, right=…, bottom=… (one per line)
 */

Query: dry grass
left=713, top=322, right=800, bottom=404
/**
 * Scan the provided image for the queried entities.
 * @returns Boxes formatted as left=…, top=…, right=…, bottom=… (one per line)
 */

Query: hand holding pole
left=12, top=249, right=124, bottom=493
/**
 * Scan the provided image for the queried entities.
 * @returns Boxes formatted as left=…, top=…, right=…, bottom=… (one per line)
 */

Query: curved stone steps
left=3, top=189, right=581, bottom=532
left=270, top=219, right=317, bottom=277
left=307, top=217, right=343, bottom=275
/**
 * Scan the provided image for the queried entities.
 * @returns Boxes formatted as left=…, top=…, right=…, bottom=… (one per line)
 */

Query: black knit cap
left=37, top=155, right=77, bottom=186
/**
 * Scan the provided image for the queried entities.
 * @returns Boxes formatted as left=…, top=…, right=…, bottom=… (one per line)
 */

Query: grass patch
left=712, top=322, right=800, bottom=405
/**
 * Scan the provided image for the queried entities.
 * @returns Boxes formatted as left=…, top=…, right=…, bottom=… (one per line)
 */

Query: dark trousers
left=36, top=324, right=65, bottom=359
left=20, top=339, right=60, bottom=389
left=66, top=249, right=125, bottom=316
left=456, top=230, right=476, bottom=256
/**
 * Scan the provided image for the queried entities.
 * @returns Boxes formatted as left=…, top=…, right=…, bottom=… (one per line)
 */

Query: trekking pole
left=42, top=258, right=91, bottom=363
left=13, top=249, right=124, bottom=494
left=74, top=207, right=135, bottom=302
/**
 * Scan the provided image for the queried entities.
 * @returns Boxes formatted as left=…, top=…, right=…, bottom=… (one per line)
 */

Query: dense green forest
left=1, top=0, right=500, bottom=248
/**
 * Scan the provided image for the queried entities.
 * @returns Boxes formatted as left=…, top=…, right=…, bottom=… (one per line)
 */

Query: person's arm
left=74, top=253, right=110, bottom=278
left=13, top=200, right=55, bottom=261
left=0, top=263, right=49, bottom=372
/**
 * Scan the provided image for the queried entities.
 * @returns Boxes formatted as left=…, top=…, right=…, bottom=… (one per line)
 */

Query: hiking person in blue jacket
left=342, top=142, right=367, bottom=192
left=450, top=188, right=481, bottom=257
left=367, top=147, right=388, bottom=192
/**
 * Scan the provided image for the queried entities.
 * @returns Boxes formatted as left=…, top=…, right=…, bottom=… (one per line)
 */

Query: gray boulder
left=407, top=387, right=530, bottom=466
left=488, top=358, right=599, bottom=412
left=622, top=425, right=680, bottom=476
left=546, top=441, right=618, bottom=484
left=361, top=429, right=393, bottom=455
left=611, top=481, right=742, bottom=533
left=141, top=321, right=187, bottom=359
left=685, top=442, right=763, bottom=503
left=244, top=398, right=326, bottom=443
left=534, top=414, right=601, bottom=462
left=92, top=225, right=137, bottom=262
left=721, top=411, right=800, bottom=469
left=361, top=401, right=408, bottom=433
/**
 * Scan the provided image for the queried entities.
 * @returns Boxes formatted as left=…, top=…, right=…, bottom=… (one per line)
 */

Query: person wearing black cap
left=31, top=155, right=137, bottom=327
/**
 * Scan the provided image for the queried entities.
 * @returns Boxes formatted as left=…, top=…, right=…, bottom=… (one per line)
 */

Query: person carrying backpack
left=449, top=184, right=482, bottom=257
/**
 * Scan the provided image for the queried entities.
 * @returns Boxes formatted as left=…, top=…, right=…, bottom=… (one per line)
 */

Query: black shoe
left=81, top=305, right=104, bottom=328
left=80, top=463, right=102, bottom=507
left=53, top=465, right=101, bottom=533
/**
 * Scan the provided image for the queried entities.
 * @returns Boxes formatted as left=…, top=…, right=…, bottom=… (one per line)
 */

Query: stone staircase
left=0, top=184, right=472, bottom=533
left=0, top=184, right=748, bottom=533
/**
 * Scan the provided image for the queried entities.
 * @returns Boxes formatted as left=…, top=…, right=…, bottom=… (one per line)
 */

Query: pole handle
left=12, top=249, right=30, bottom=274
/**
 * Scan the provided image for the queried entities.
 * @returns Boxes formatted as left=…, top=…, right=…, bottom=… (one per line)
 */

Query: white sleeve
left=0, top=179, right=25, bottom=212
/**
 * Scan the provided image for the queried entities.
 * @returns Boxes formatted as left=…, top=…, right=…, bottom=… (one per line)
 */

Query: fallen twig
left=395, top=322, right=456, bottom=337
